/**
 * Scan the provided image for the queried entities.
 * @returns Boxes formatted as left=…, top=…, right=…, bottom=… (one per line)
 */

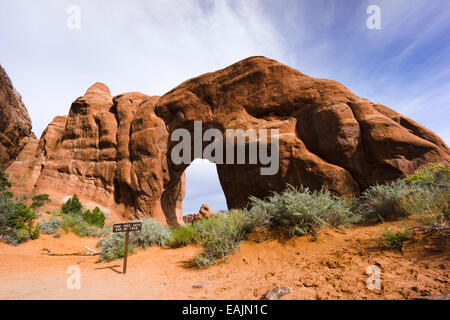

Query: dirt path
left=0, top=220, right=448, bottom=300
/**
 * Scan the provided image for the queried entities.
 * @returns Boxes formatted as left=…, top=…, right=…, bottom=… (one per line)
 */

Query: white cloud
left=0, top=0, right=286, bottom=213
left=0, top=0, right=288, bottom=137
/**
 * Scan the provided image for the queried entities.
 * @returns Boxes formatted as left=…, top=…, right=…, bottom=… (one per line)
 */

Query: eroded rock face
left=5, top=57, right=449, bottom=225
left=0, top=65, right=35, bottom=164
left=155, top=56, right=449, bottom=210
left=183, top=204, right=212, bottom=224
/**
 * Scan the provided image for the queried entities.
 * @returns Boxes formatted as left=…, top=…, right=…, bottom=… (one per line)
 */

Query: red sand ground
left=0, top=218, right=448, bottom=300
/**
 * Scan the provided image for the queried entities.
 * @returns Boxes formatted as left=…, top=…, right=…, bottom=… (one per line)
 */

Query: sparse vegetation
left=166, top=224, right=197, bottom=248
left=405, top=161, right=450, bottom=187
left=2, top=160, right=448, bottom=269
left=58, top=195, right=108, bottom=237
left=357, top=180, right=411, bottom=222
left=82, top=207, right=106, bottom=228
left=129, top=218, right=172, bottom=248
left=97, top=231, right=134, bottom=261
left=357, top=162, right=449, bottom=225
left=0, top=166, right=45, bottom=244
left=402, top=162, right=449, bottom=227
left=192, top=209, right=249, bottom=268
left=98, top=217, right=171, bottom=261
left=30, top=194, right=51, bottom=209
left=61, top=194, right=82, bottom=215
left=39, top=217, right=63, bottom=235
left=380, top=224, right=411, bottom=250
left=248, top=185, right=358, bottom=239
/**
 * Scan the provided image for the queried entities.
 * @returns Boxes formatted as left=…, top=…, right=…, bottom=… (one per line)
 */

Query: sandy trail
left=0, top=220, right=448, bottom=300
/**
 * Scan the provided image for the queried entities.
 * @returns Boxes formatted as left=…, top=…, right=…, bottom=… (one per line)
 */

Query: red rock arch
left=5, top=57, right=449, bottom=225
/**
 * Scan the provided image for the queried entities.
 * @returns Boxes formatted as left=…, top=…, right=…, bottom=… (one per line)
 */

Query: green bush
left=357, top=163, right=449, bottom=224
left=61, top=195, right=82, bottom=214
left=82, top=207, right=106, bottom=228
left=31, top=194, right=51, bottom=209
left=60, top=212, right=108, bottom=237
left=380, top=224, right=411, bottom=250
left=357, top=180, right=411, bottom=222
left=5, top=202, right=40, bottom=241
left=166, top=224, right=197, bottom=248
left=400, top=162, right=449, bottom=227
left=39, top=217, right=63, bottom=234
left=193, top=210, right=249, bottom=268
left=58, top=196, right=108, bottom=237
left=0, top=165, right=11, bottom=192
left=97, top=232, right=135, bottom=261
left=405, top=161, right=450, bottom=187
left=405, top=189, right=450, bottom=227
left=0, top=189, right=40, bottom=244
left=6, top=202, right=37, bottom=230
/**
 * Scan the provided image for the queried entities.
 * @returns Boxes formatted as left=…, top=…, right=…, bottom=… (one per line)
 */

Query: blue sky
left=1, top=0, right=449, bottom=214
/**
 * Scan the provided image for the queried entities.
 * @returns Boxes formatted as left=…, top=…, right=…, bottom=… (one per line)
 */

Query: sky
left=1, top=0, right=449, bottom=214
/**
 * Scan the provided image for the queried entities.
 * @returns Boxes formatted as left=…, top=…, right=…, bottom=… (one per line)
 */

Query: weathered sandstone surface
left=0, top=65, right=35, bottom=164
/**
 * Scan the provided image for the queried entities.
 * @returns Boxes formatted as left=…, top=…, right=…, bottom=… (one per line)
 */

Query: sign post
left=113, top=222, right=142, bottom=274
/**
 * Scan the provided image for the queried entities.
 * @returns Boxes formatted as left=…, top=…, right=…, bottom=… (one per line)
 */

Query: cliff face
left=0, top=65, right=35, bottom=165
left=4, top=57, right=449, bottom=225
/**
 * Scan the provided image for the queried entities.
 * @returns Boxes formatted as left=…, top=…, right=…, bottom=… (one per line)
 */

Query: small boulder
left=261, top=286, right=292, bottom=300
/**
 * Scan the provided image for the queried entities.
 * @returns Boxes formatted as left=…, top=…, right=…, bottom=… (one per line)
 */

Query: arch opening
left=182, top=158, right=228, bottom=216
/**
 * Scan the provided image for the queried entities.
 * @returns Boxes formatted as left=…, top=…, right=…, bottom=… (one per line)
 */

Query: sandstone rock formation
left=183, top=204, right=212, bottom=224
left=4, top=57, right=449, bottom=225
left=199, top=204, right=211, bottom=218
left=0, top=65, right=35, bottom=164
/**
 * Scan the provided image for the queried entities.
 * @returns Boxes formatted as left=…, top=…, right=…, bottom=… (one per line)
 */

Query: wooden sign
left=113, top=222, right=142, bottom=233
left=112, top=222, right=142, bottom=274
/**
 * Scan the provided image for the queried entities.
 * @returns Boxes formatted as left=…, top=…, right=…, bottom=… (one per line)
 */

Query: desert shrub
left=406, top=189, right=450, bottom=227
left=193, top=210, right=249, bottom=268
left=380, top=224, right=411, bottom=250
left=401, top=162, right=450, bottom=226
left=82, top=207, right=106, bottom=228
left=2, top=202, right=40, bottom=242
left=61, top=212, right=108, bottom=237
left=0, top=165, right=11, bottom=192
left=357, top=180, right=412, bottom=222
left=39, top=217, right=63, bottom=234
left=31, top=194, right=51, bottom=209
left=249, top=185, right=357, bottom=239
left=6, top=202, right=36, bottom=230
left=166, top=224, right=198, bottom=248
left=61, top=195, right=82, bottom=214
left=357, top=162, right=450, bottom=224
left=129, top=218, right=172, bottom=248
left=59, top=196, right=108, bottom=237
left=97, top=232, right=135, bottom=262
left=405, top=161, right=450, bottom=187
